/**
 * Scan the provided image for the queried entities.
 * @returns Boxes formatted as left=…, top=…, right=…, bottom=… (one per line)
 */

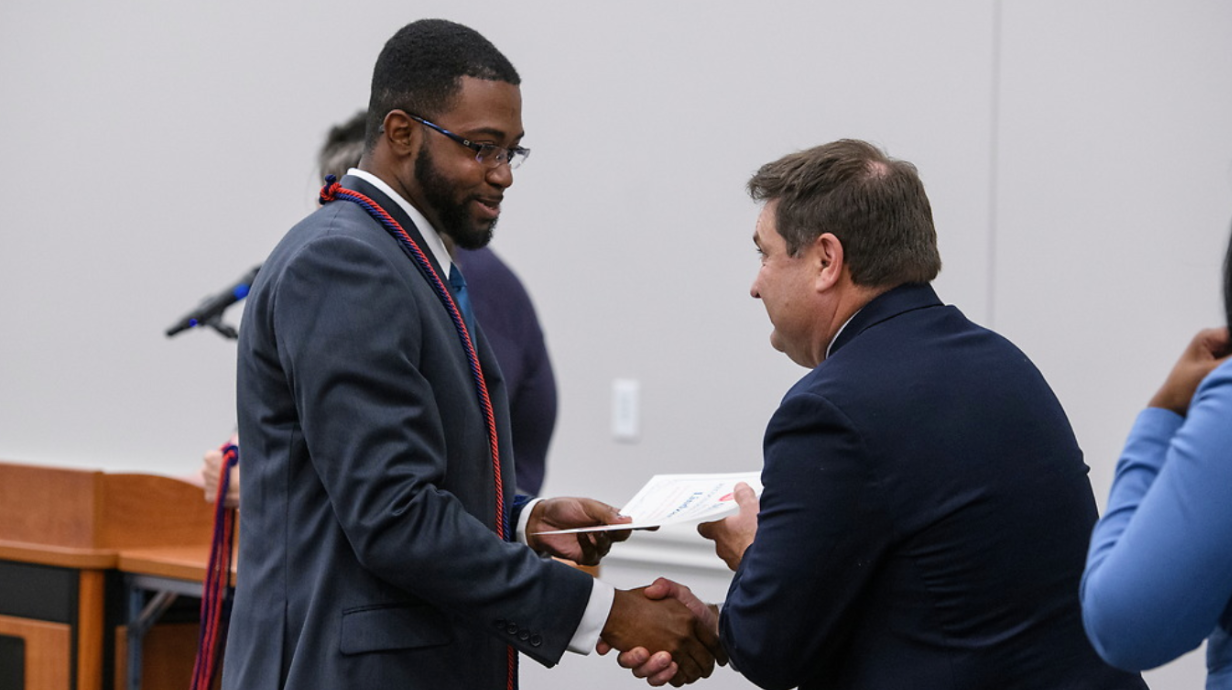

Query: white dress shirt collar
left=826, top=309, right=861, bottom=360
left=346, top=168, right=454, bottom=273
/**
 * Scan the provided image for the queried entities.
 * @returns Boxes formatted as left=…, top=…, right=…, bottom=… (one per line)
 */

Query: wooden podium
left=0, top=461, right=220, bottom=690
left=1, top=460, right=597, bottom=690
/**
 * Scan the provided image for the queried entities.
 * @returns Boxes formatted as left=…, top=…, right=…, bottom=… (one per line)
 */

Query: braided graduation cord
left=191, top=441, right=239, bottom=690
left=319, top=176, right=507, bottom=537
left=320, top=177, right=516, bottom=689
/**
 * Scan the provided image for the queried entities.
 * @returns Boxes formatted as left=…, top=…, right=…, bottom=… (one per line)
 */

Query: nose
left=750, top=279, right=761, bottom=300
left=486, top=162, right=513, bottom=189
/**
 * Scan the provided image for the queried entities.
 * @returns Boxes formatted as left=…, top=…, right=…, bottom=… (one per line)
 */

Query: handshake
left=527, top=482, right=761, bottom=686
left=598, top=577, right=727, bottom=687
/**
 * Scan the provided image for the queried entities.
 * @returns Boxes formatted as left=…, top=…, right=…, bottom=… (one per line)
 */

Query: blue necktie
left=448, top=263, right=476, bottom=337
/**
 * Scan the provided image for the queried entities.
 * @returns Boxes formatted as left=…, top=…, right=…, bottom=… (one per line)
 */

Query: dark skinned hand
left=599, top=587, right=725, bottom=686
left=598, top=578, right=727, bottom=686
left=524, top=497, right=632, bottom=566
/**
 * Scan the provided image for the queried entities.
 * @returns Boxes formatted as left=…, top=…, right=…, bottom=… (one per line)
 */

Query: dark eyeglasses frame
left=407, top=113, right=530, bottom=169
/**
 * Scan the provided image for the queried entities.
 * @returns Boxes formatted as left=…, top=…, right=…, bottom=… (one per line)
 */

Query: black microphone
left=165, top=265, right=261, bottom=338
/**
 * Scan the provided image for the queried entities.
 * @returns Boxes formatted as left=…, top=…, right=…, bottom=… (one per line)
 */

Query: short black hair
left=367, top=19, right=520, bottom=149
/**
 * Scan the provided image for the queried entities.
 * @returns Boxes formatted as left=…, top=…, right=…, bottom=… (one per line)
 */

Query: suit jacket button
left=518, top=630, right=530, bottom=641
left=494, top=619, right=507, bottom=629
left=530, top=634, right=543, bottom=647
left=506, top=624, right=519, bottom=635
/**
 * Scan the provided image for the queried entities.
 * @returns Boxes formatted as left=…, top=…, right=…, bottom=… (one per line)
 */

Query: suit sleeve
left=720, top=391, right=893, bottom=690
left=271, top=233, right=592, bottom=665
left=1081, top=364, right=1232, bottom=671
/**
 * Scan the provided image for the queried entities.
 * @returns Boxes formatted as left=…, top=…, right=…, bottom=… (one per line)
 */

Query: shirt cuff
left=514, top=497, right=613, bottom=654
left=515, top=497, right=544, bottom=546
left=567, top=578, right=614, bottom=655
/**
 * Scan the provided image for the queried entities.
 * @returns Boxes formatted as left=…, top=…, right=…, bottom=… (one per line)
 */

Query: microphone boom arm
left=165, top=264, right=260, bottom=340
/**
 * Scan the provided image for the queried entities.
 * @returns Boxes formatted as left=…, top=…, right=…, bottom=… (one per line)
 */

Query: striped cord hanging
left=191, top=440, right=239, bottom=690
left=320, top=176, right=516, bottom=688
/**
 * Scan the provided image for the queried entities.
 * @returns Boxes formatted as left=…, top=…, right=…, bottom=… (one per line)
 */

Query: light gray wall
left=2, top=1, right=1229, bottom=687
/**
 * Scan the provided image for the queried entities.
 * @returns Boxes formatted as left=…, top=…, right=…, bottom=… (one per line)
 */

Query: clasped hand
left=595, top=481, right=760, bottom=686
left=524, top=496, right=739, bottom=685
left=599, top=579, right=727, bottom=687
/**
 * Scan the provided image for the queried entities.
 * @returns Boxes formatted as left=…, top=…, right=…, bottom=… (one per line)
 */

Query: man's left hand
left=697, top=482, right=759, bottom=571
left=525, top=498, right=632, bottom=565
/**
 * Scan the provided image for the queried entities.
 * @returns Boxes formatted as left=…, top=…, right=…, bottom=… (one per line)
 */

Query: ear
left=381, top=109, right=420, bottom=155
left=813, top=233, right=845, bottom=292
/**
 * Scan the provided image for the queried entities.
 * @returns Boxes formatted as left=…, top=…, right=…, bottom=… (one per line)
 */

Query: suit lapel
left=339, top=173, right=508, bottom=451
left=339, top=175, right=447, bottom=279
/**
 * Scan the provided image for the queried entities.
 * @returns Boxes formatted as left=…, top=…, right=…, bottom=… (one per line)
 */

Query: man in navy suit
left=615, top=140, right=1146, bottom=689
left=222, top=19, right=720, bottom=689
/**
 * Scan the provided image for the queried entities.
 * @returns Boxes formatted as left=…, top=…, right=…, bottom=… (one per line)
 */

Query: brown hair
left=748, top=139, right=941, bottom=288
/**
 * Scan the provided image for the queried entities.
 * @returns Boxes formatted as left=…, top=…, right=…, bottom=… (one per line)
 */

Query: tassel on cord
left=319, top=174, right=340, bottom=204
left=191, top=441, right=239, bottom=690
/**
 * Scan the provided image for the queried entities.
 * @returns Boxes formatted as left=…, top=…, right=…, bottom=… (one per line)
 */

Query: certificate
left=536, top=471, right=762, bottom=534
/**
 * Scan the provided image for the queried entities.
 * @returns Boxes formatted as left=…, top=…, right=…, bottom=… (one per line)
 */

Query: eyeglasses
left=407, top=114, right=530, bottom=170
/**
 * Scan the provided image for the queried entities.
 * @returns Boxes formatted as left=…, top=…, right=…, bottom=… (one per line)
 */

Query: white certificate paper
left=536, top=471, right=763, bottom=534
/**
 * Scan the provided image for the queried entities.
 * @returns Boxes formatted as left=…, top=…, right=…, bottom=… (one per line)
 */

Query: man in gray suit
left=222, top=19, right=721, bottom=689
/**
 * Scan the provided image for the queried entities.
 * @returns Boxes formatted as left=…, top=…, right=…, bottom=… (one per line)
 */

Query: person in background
left=1081, top=227, right=1232, bottom=688
left=198, top=116, right=374, bottom=508
left=454, top=244, right=556, bottom=495
left=221, top=19, right=721, bottom=689
left=611, top=139, right=1145, bottom=689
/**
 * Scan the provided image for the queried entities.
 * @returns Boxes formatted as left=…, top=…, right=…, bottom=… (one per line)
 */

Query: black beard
left=414, top=145, right=495, bottom=250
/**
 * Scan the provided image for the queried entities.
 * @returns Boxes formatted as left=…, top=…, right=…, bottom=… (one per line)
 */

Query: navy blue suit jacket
left=223, top=175, right=592, bottom=689
left=720, top=284, right=1145, bottom=690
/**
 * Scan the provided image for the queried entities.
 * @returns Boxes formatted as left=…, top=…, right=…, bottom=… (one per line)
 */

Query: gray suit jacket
left=222, top=175, right=593, bottom=689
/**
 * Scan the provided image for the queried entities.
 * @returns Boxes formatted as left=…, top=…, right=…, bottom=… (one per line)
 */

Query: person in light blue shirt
left=1082, top=226, right=1232, bottom=688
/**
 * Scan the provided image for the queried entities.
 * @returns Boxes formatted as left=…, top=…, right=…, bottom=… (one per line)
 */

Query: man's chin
left=445, top=223, right=496, bottom=251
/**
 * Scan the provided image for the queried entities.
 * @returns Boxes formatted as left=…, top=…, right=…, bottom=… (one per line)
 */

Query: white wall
left=2, top=1, right=1229, bottom=687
